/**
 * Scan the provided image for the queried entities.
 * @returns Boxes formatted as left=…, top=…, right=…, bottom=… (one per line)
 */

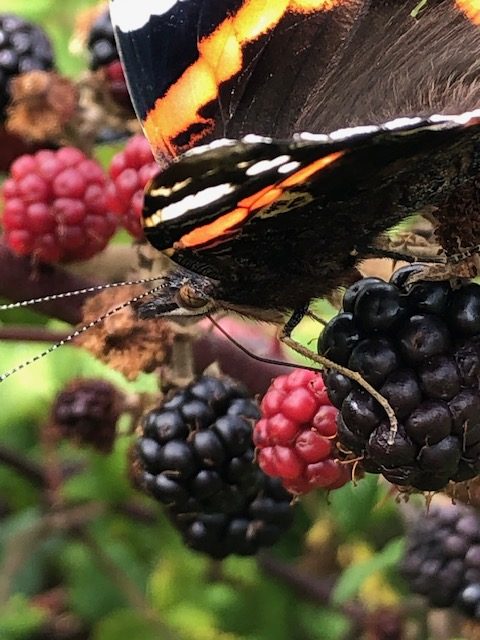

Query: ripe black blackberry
left=87, top=9, right=118, bottom=71
left=402, top=503, right=480, bottom=618
left=0, top=14, right=54, bottom=119
left=133, top=375, right=294, bottom=558
left=319, top=266, right=480, bottom=491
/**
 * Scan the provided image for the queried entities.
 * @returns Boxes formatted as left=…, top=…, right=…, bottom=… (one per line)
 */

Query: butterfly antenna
left=0, top=283, right=167, bottom=383
left=0, top=275, right=167, bottom=311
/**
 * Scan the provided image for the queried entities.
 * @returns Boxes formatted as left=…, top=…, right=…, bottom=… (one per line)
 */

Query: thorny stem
left=0, top=444, right=46, bottom=488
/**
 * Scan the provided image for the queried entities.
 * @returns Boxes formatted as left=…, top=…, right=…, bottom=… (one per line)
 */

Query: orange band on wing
left=456, top=0, right=480, bottom=24
left=143, top=0, right=346, bottom=157
left=177, top=151, right=344, bottom=248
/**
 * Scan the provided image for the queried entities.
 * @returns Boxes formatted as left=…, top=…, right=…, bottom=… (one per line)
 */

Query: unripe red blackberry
left=402, top=503, right=480, bottom=618
left=0, top=14, right=54, bottom=119
left=319, top=267, right=480, bottom=491
left=106, top=135, right=158, bottom=239
left=133, top=375, right=294, bottom=558
left=2, top=147, right=117, bottom=263
left=51, top=379, right=122, bottom=453
left=254, top=369, right=350, bottom=494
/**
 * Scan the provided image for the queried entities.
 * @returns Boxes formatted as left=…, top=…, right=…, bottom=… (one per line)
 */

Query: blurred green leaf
left=93, top=609, right=159, bottom=640
left=298, top=604, right=351, bottom=640
left=332, top=537, right=405, bottom=604
left=0, top=594, right=46, bottom=640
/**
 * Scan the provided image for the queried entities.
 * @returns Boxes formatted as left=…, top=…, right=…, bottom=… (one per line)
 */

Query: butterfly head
left=135, top=267, right=219, bottom=319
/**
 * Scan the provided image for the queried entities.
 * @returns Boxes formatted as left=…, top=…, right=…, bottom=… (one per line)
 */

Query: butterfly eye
left=177, top=283, right=209, bottom=309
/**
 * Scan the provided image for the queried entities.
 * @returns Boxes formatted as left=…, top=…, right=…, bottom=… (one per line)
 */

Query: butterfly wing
left=109, top=0, right=368, bottom=160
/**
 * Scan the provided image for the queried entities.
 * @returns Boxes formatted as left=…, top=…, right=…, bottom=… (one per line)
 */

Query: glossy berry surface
left=0, top=13, right=54, bottom=118
left=402, top=503, right=480, bottom=618
left=106, top=135, right=158, bottom=239
left=254, top=370, right=350, bottom=495
left=2, top=147, right=117, bottom=263
left=133, top=375, right=294, bottom=558
left=320, top=268, right=480, bottom=491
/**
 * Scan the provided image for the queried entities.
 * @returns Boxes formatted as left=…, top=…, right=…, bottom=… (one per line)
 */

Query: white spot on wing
left=161, top=183, right=234, bottom=221
left=329, top=125, right=378, bottom=141
left=109, top=0, right=188, bottom=32
left=278, top=160, right=300, bottom=174
left=242, top=134, right=273, bottom=144
left=383, top=117, right=423, bottom=130
left=295, top=132, right=329, bottom=143
left=184, top=139, right=236, bottom=157
left=246, top=155, right=290, bottom=176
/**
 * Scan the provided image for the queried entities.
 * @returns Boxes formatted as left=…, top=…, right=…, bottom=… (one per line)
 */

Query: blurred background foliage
left=0, top=1, right=417, bottom=639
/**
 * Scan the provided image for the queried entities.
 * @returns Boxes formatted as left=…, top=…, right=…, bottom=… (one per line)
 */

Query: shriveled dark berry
left=417, top=436, right=461, bottom=476
left=132, top=375, right=294, bottom=557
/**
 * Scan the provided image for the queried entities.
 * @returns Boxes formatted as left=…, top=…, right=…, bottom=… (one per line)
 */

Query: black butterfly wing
left=109, top=0, right=368, bottom=160
left=111, top=0, right=480, bottom=161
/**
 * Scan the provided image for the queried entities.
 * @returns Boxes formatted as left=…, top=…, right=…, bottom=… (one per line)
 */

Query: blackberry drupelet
left=0, top=14, right=54, bottom=119
left=402, top=503, right=480, bottom=618
left=319, top=267, right=480, bottom=491
left=133, top=375, right=294, bottom=558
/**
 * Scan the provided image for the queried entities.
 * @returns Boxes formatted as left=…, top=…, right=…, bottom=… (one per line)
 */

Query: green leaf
left=93, top=609, right=158, bottom=640
left=328, top=474, right=382, bottom=537
left=332, top=537, right=405, bottom=604
left=0, top=595, right=46, bottom=640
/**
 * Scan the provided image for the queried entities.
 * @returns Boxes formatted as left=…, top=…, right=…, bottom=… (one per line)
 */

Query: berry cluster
left=106, top=135, right=158, bottom=239
left=320, top=267, right=480, bottom=491
left=0, top=14, right=54, bottom=118
left=254, top=370, right=350, bottom=494
left=402, top=503, right=480, bottom=618
left=134, top=376, right=294, bottom=558
left=2, top=147, right=117, bottom=262
left=51, top=379, right=121, bottom=453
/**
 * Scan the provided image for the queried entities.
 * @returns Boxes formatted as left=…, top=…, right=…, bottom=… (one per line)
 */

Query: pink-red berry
left=2, top=147, right=117, bottom=263
left=254, top=369, right=350, bottom=495
left=106, top=134, right=158, bottom=239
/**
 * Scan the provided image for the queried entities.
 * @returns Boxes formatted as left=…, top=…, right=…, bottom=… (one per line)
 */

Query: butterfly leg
left=279, top=307, right=398, bottom=444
